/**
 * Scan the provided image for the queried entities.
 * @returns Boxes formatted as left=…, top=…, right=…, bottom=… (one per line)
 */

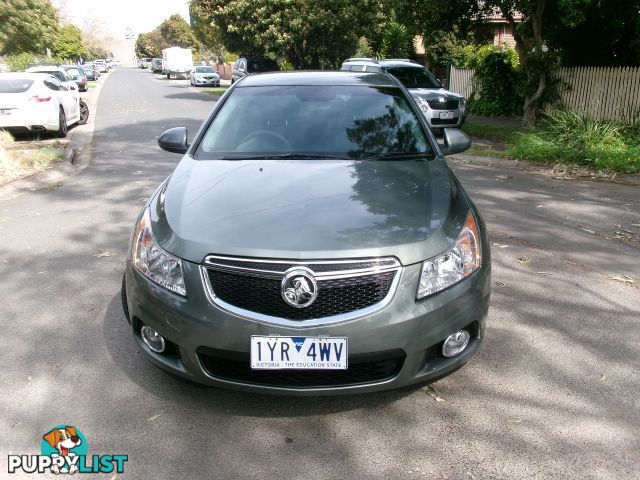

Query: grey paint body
left=124, top=71, right=491, bottom=394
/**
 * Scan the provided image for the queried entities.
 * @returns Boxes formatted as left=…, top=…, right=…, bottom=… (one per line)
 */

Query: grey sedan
left=122, top=71, right=491, bottom=395
left=189, top=66, right=220, bottom=87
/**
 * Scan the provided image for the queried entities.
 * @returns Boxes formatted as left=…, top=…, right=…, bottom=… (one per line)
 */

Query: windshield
left=66, top=68, right=81, bottom=78
left=39, top=71, right=68, bottom=82
left=195, top=66, right=214, bottom=73
left=384, top=67, right=441, bottom=89
left=197, top=85, right=431, bottom=160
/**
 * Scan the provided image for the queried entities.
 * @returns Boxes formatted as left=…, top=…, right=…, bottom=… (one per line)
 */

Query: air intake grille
left=198, top=348, right=406, bottom=388
left=202, top=256, right=400, bottom=321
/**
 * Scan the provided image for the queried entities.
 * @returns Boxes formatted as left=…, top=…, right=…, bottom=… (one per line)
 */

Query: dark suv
left=341, top=58, right=467, bottom=129
left=231, top=56, right=280, bottom=84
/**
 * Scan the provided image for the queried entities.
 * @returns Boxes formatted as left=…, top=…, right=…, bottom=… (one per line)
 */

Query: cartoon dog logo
left=42, top=426, right=82, bottom=474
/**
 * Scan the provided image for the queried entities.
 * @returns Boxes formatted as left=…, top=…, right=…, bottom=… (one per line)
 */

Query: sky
left=52, top=0, right=191, bottom=38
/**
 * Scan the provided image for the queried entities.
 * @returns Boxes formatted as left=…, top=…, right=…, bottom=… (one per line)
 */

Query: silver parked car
left=341, top=58, right=467, bottom=129
left=122, top=71, right=490, bottom=395
left=189, top=66, right=220, bottom=87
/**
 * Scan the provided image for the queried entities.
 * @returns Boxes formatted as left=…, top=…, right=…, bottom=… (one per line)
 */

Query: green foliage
left=159, top=14, right=199, bottom=51
left=224, top=52, right=239, bottom=64
left=507, top=110, right=640, bottom=173
left=0, top=0, right=59, bottom=55
left=52, top=25, right=86, bottom=60
left=136, top=15, right=200, bottom=57
left=279, top=59, right=294, bottom=71
left=381, top=21, right=413, bottom=58
left=192, top=0, right=381, bottom=69
left=354, top=37, right=373, bottom=58
left=546, top=0, right=640, bottom=66
left=5, top=52, right=37, bottom=71
left=468, top=50, right=524, bottom=117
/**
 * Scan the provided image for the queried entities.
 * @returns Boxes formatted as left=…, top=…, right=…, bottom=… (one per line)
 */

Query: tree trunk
left=521, top=0, right=546, bottom=128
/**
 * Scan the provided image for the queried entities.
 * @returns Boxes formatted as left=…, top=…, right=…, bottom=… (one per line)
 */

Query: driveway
left=1, top=67, right=638, bottom=479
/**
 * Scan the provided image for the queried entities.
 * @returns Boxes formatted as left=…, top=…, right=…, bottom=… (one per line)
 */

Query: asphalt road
left=1, top=67, right=639, bottom=480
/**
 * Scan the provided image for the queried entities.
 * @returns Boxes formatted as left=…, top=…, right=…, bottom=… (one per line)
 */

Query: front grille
left=206, top=268, right=396, bottom=320
left=427, top=99, right=459, bottom=110
left=205, top=257, right=399, bottom=274
left=198, top=347, right=406, bottom=388
left=431, top=117, right=459, bottom=125
left=202, top=256, right=401, bottom=321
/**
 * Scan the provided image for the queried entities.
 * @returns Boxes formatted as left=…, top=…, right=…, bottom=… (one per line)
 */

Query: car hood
left=151, top=157, right=467, bottom=265
left=409, top=88, right=463, bottom=100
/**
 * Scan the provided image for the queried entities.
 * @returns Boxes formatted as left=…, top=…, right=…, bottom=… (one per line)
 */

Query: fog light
left=141, top=325, right=166, bottom=353
left=442, top=330, right=470, bottom=357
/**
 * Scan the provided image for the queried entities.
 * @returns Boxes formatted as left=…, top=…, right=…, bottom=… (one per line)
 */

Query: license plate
left=439, top=111, right=455, bottom=119
left=250, top=336, right=348, bottom=370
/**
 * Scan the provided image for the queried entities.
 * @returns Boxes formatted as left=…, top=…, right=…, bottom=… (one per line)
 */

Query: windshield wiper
left=359, top=152, right=433, bottom=161
left=219, top=153, right=347, bottom=160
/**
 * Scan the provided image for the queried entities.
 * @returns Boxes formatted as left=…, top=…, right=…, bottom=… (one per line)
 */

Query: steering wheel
left=239, top=130, right=292, bottom=150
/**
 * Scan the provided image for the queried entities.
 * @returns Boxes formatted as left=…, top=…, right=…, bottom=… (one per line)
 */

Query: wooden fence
left=448, top=65, right=640, bottom=123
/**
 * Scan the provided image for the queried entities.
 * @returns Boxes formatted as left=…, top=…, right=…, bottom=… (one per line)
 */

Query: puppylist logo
left=8, top=425, right=128, bottom=475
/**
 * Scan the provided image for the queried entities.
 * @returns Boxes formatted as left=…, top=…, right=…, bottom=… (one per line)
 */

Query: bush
left=507, top=110, right=640, bottom=173
left=5, top=52, right=37, bottom=71
left=468, top=50, right=524, bottom=117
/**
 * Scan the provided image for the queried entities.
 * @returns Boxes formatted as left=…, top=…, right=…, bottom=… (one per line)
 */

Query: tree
left=135, top=15, right=200, bottom=58
left=0, top=0, right=59, bottom=55
left=52, top=25, right=86, bottom=60
left=546, top=0, right=640, bottom=66
left=159, top=14, right=199, bottom=51
left=191, top=0, right=381, bottom=69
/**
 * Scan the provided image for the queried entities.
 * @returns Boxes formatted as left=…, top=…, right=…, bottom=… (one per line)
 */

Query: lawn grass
left=203, top=87, right=229, bottom=96
left=461, top=122, right=519, bottom=144
left=0, top=131, right=65, bottom=182
left=462, top=111, right=640, bottom=174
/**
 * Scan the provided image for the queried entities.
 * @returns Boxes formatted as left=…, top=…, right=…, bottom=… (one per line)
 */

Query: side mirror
left=158, top=127, right=189, bottom=154
left=440, top=128, right=471, bottom=156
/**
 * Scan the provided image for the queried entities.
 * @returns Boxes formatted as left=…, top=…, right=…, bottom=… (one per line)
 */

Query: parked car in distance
left=94, top=59, right=109, bottom=73
left=189, top=65, right=220, bottom=86
left=341, top=58, right=467, bottom=129
left=81, top=64, right=98, bottom=81
left=0, top=72, right=81, bottom=137
left=231, top=56, right=280, bottom=83
left=151, top=58, right=163, bottom=73
left=122, top=71, right=490, bottom=395
left=62, top=65, right=88, bottom=92
left=25, top=66, right=79, bottom=94
left=139, top=58, right=153, bottom=70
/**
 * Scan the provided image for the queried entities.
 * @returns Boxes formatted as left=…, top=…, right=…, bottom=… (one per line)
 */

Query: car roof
left=238, top=71, right=400, bottom=87
left=0, top=72, right=55, bottom=80
left=26, top=66, right=66, bottom=72
left=342, top=58, right=424, bottom=69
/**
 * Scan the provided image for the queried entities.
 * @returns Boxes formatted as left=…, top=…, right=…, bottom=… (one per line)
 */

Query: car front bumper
left=193, top=76, right=220, bottom=85
left=418, top=106, right=467, bottom=129
left=124, top=254, right=490, bottom=395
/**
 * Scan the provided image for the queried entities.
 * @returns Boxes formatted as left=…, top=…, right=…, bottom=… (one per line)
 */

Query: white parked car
left=189, top=65, right=220, bottom=86
left=25, top=66, right=79, bottom=94
left=93, top=59, right=109, bottom=73
left=0, top=73, right=81, bottom=137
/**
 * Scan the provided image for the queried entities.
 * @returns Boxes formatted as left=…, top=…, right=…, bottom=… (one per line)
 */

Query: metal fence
left=448, top=65, right=640, bottom=123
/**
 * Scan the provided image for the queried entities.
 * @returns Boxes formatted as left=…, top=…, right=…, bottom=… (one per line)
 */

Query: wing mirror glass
left=440, top=128, right=471, bottom=156
left=158, top=127, right=189, bottom=154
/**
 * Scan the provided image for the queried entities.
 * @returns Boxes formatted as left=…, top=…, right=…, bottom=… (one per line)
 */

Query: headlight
left=414, top=96, right=430, bottom=112
left=132, top=208, right=186, bottom=296
left=459, top=97, right=466, bottom=107
left=417, top=211, right=481, bottom=299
